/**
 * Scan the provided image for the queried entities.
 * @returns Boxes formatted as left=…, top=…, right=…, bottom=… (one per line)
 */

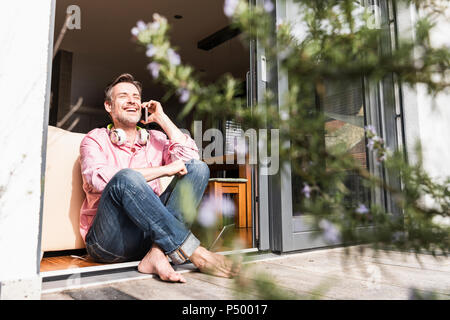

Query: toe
left=169, top=272, right=186, bottom=283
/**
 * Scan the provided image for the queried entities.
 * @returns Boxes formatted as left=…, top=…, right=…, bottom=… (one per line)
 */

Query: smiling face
left=105, top=82, right=142, bottom=128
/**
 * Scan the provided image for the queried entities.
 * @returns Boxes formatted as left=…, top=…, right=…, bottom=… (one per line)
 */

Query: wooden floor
left=40, top=255, right=103, bottom=272
left=42, top=245, right=450, bottom=300
left=40, top=228, right=253, bottom=273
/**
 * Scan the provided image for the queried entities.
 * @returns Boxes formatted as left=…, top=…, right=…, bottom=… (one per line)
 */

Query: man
left=79, top=73, right=239, bottom=283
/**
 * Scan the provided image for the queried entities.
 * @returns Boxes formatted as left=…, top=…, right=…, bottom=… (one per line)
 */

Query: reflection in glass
left=292, top=79, right=370, bottom=217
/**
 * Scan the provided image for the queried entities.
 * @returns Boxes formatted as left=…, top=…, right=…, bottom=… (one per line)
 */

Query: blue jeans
left=85, top=159, right=210, bottom=265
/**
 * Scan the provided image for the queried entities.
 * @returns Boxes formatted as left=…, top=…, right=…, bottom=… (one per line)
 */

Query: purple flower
left=220, top=196, right=236, bottom=218
left=152, top=13, right=165, bottom=23
left=367, top=138, right=375, bottom=150
left=149, top=21, right=161, bottom=30
left=224, top=0, right=239, bottom=17
left=147, top=62, right=160, bottom=79
left=198, top=196, right=218, bottom=227
left=146, top=44, right=157, bottom=57
left=378, top=153, right=387, bottom=162
left=136, top=20, right=147, bottom=31
left=367, top=135, right=383, bottom=151
left=132, top=20, right=148, bottom=37
left=131, top=27, right=140, bottom=36
left=167, top=48, right=181, bottom=66
left=264, top=1, right=274, bottom=12
left=177, top=88, right=190, bottom=103
left=319, top=219, right=341, bottom=244
left=302, top=183, right=311, bottom=199
left=197, top=195, right=235, bottom=227
left=365, top=125, right=376, bottom=135
left=356, top=203, right=369, bottom=215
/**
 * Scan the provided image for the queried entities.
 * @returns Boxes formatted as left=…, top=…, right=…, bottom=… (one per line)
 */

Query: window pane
left=292, top=79, right=371, bottom=217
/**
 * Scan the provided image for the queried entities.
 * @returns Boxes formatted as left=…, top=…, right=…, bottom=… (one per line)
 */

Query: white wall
left=416, top=4, right=450, bottom=182
left=396, top=2, right=450, bottom=222
left=398, top=3, right=450, bottom=183
left=0, top=0, right=53, bottom=299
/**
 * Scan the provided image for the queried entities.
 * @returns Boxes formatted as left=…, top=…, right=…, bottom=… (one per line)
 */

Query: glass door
left=291, top=78, right=371, bottom=233
left=267, top=0, right=403, bottom=252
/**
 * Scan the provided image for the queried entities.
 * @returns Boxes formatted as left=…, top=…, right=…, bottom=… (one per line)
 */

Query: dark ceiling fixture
left=197, top=25, right=241, bottom=51
left=174, top=15, right=183, bottom=19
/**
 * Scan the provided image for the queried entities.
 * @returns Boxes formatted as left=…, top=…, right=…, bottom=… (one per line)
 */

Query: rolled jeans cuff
left=167, top=232, right=200, bottom=265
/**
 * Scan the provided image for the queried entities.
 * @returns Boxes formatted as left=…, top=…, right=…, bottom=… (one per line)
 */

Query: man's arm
left=133, top=160, right=187, bottom=182
left=141, top=100, right=187, bottom=144
left=80, top=131, right=186, bottom=193
left=155, top=112, right=188, bottom=144
left=141, top=100, right=199, bottom=166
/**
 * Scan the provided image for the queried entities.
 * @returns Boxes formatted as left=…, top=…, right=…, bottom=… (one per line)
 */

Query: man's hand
left=164, top=159, right=188, bottom=177
left=140, top=99, right=187, bottom=145
left=140, top=100, right=165, bottom=125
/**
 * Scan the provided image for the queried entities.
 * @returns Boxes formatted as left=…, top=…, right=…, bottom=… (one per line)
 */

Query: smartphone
left=140, top=105, right=149, bottom=123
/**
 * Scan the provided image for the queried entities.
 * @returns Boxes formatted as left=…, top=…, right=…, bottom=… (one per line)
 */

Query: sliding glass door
left=266, top=0, right=403, bottom=252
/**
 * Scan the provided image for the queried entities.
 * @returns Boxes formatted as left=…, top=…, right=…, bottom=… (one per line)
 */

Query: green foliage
left=132, top=0, right=449, bottom=260
left=233, top=268, right=301, bottom=300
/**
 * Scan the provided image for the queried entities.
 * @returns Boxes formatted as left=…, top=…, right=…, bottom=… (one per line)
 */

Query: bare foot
left=189, top=246, right=241, bottom=278
left=138, top=244, right=186, bottom=283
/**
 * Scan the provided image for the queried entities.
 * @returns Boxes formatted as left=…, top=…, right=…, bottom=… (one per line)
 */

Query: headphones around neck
left=107, top=124, right=149, bottom=146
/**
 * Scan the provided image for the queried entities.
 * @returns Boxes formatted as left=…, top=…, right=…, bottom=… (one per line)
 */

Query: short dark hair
left=104, top=73, right=142, bottom=103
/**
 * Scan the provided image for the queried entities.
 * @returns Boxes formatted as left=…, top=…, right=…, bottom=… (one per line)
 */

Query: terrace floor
left=41, top=245, right=450, bottom=300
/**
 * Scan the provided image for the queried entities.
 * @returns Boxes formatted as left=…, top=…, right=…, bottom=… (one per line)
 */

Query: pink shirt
left=79, top=127, right=199, bottom=242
